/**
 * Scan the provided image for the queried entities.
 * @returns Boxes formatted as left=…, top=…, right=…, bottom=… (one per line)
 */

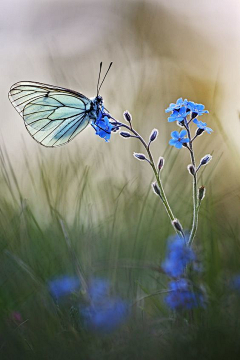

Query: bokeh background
left=1, top=0, right=240, bottom=359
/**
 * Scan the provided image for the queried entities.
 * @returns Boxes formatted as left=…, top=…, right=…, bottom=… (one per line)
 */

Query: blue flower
left=193, top=119, right=213, bottom=134
left=165, top=98, right=187, bottom=113
left=167, top=107, right=189, bottom=123
left=186, top=101, right=209, bottom=117
left=88, top=278, right=110, bottom=302
left=230, top=275, right=240, bottom=292
left=169, top=130, right=190, bottom=149
left=165, top=279, right=205, bottom=310
left=162, top=236, right=196, bottom=277
left=92, top=111, right=113, bottom=142
left=48, top=275, right=80, bottom=299
left=81, top=278, right=129, bottom=333
left=82, top=298, right=128, bottom=333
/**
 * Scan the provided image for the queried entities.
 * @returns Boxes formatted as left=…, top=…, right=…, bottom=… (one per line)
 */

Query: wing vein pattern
left=8, top=81, right=92, bottom=147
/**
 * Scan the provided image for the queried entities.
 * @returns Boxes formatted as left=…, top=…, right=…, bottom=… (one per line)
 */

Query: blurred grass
left=1, top=121, right=240, bottom=358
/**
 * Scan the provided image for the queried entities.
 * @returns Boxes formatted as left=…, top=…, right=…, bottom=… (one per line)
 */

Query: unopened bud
left=177, top=120, right=185, bottom=128
left=196, top=128, right=204, bottom=136
left=182, top=142, right=188, bottom=148
left=172, top=218, right=184, bottom=233
left=149, top=129, right=158, bottom=143
left=198, top=186, right=206, bottom=201
left=123, top=110, right=132, bottom=123
left=152, top=182, right=161, bottom=197
left=120, top=131, right=131, bottom=138
left=133, top=152, right=147, bottom=161
left=187, top=164, right=196, bottom=176
left=200, top=154, right=212, bottom=166
left=157, top=157, right=165, bottom=171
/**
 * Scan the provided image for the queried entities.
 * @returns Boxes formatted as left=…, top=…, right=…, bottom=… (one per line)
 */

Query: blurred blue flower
left=165, top=279, right=205, bottom=310
left=88, top=278, right=110, bottom=302
left=165, top=98, right=188, bottom=113
left=231, top=275, right=240, bottom=292
left=81, top=278, right=128, bottom=333
left=193, top=119, right=213, bottom=134
left=169, top=130, right=190, bottom=149
left=48, top=275, right=80, bottom=299
left=92, top=112, right=113, bottom=142
left=82, top=298, right=128, bottom=333
left=186, top=101, right=209, bottom=117
left=162, top=236, right=196, bottom=277
left=167, top=107, right=189, bottom=123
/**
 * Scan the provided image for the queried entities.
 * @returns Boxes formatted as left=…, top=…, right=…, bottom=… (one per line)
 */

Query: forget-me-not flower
left=48, top=275, right=80, bottom=299
left=81, top=278, right=128, bottom=333
left=165, top=279, right=205, bottom=310
left=186, top=101, right=209, bottom=118
left=165, top=98, right=188, bottom=113
left=92, top=115, right=114, bottom=142
left=193, top=119, right=213, bottom=134
left=169, top=130, right=190, bottom=149
left=162, top=236, right=196, bottom=277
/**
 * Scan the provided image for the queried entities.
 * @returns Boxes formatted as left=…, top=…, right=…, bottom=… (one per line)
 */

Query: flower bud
left=152, top=182, right=161, bottom=197
left=196, top=128, right=204, bottom=136
left=123, top=111, right=132, bottom=123
left=198, top=186, right=206, bottom=201
left=187, top=164, right=195, bottom=176
left=133, top=152, right=147, bottom=161
left=120, top=131, right=131, bottom=138
left=200, top=154, right=212, bottom=166
left=149, top=129, right=158, bottom=143
left=157, top=157, right=165, bottom=171
left=172, top=218, right=184, bottom=233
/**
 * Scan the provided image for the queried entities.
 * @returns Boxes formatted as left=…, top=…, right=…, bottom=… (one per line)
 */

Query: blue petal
left=174, top=141, right=183, bottom=149
left=169, top=139, right=178, bottom=146
left=179, top=129, right=187, bottom=137
left=171, top=131, right=180, bottom=139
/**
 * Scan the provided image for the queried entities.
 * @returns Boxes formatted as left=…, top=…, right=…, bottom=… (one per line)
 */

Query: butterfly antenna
left=97, top=62, right=103, bottom=96
left=98, top=62, right=113, bottom=94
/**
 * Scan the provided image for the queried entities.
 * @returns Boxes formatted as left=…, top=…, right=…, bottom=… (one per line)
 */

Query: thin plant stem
left=184, top=123, right=199, bottom=246
left=116, top=121, right=184, bottom=239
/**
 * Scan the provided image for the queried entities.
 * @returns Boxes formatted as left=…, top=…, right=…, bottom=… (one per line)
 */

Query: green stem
left=120, top=123, right=184, bottom=239
left=185, top=127, right=199, bottom=246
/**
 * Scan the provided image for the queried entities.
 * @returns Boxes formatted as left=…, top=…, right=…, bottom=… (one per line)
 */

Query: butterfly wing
left=9, top=81, right=92, bottom=147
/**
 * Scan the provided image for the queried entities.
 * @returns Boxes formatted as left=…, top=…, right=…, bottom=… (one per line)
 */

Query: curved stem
left=117, top=121, right=184, bottom=239
left=185, top=125, right=199, bottom=246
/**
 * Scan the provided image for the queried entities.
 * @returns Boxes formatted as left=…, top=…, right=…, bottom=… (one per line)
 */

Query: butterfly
left=8, top=63, right=115, bottom=147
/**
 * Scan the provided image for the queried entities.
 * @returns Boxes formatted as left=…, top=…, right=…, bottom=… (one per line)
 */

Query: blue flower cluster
left=165, top=279, right=205, bottom=310
left=162, top=236, right=196, bottom=277
left=166, top=98, right=212, bottom=149
left=81, top=278, right=128, bottom=333
left=48, top=275, right=80, bottom=299
left=92, top=109, right=114, bottom=142
left=162, top=236, right=205, bottom=310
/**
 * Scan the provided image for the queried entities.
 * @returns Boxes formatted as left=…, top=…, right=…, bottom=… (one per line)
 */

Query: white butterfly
left=8, top=63, right=115, bottom=147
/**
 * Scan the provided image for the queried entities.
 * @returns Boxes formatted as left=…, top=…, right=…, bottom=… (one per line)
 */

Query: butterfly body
left=8, top=81, right=109, bottom=147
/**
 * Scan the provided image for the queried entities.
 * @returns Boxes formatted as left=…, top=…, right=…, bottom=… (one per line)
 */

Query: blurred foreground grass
left=0, top=130, right=240, bottom=359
